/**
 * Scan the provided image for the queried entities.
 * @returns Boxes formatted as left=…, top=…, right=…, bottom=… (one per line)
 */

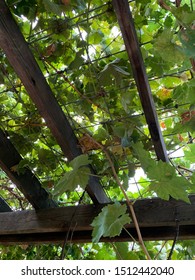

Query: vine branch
left=85, top=133, right=151, bottom=260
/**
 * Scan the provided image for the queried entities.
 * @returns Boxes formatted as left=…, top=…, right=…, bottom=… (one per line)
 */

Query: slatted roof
left=0, top=0, right=194, bottom=245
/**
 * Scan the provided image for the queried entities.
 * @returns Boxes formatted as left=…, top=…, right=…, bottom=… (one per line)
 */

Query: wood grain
left=0, top=196, right=195, bottom=244
left=0, top=129, right=57, bottom=209
left=112, top=0, right=168, bottom=162
left=0, top=0, right=109, bottom=204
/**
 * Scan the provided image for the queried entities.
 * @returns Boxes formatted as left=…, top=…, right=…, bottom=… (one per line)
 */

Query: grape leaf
left=53, top=166, right=90, bottom=196
left=133, top=143, right=191, bottom=202
left=114, top=243, right=140, bottom=260
left=173, top=79, right=195, bottom=105
left=172, top=5, right=195, bottom=25
left=70, top=154, right=91, bottom=170
left=191, top=173, right=195, bottom=185
left=147, top=161, right=191, bottom=203
left=91, top=203, right=131, bottom=243
left=53, top=155, right=91, bottom=196
left=184, top=144, right=195, bottom=162
left=147, top=160, right=175, bottom=181
left=99, top=60, right=129, bottom=86
left=69, top=50, right=85, bottom=70
left=178, top=29, right=195, bottom=58
left=149, top=175, right=191, bottom=203
left=94, top=127, right=109, bottom=142
left=189, top=173, right=195, bottom=193
left=42, top=0, right=63, bottom=16
left=88, top=30, right=104, bottom=44
left=132, top=142, right=155, bottom=172
left=154, top=29, right=184, bottom=63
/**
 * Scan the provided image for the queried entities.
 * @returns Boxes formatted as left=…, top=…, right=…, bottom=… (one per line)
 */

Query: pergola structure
left=0, top=0, right=194, bottom=245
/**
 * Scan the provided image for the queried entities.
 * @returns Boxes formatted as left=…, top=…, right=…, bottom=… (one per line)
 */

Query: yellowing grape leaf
left=157, top=87, right=172, bottom=101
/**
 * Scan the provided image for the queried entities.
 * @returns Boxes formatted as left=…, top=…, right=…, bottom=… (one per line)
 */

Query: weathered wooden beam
left=0, top=196, right=12, bottom=212
left=0, top=196, right=195, bottom=244
left=1, top=225, right=195, bottom=245
left=0, top=0, right=109, bottom=204
left=0, top=129, right=57, bottom=209
left=112, top=0, right=169, bottom=162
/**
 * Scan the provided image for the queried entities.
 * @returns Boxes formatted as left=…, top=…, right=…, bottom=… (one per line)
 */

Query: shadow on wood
left=1, top=196, right=195, bottom=244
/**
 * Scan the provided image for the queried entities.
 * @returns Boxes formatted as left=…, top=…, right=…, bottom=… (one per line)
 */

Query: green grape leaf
left=148, top=161, right=191, bottom=203
left=99, top=60, right=129, bottom=86
left=114, top=243, right=140, bottom=260
left=147, top=160, right=175, bottom=181
left=88, top=30, right=104, bottom=44
left=191, top=173, right=195, bottom=184
left=42, top=0, right=63, bottom=16
left=184, top=144, right=195, bottom=162
left=113, top=123, right=126, bottom=138
left=154, top=29, right=184, bottom=63
left=149, top=175, right=191, bottom=203
left=91, top=203, right=131, bottom=243
left=53, top=166, right=90, bottom=196
left=178, top=29, right=195, bottom=58
left=17, top=159, right=30, bottom=175
left=173, top=79, right=195, bottom=105
left=69, top=50, right=85, bottom=69
left=133, top=143, right=191, bottom=202
left=121, top=90, right=134, bottom=113
left=70, top=154, right=91, bottom=170
left=132, top=142, right=155, bottom=172
left=189, top=173, right=195, bottom=193
left=171, top=5, right=195, bottom=25
left=94, top=127, right=109, bottom=142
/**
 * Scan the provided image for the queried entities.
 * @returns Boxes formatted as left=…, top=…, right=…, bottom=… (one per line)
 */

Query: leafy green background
left=0, top=0, right=195, bottom=259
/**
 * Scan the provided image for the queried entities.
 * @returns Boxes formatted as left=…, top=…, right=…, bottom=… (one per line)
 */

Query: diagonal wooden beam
left=0, top=128, right=57, bottom=209
left=0, top=196, right=195, bottom=244
left=112, top=0, right=169, bottom=162
left=0, top=0, right=109, bottom=204
left=0, top=196, right=12, bottom=212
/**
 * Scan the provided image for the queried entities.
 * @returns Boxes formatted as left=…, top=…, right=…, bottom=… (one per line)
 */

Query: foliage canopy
left=0, top=0, right=195, bottom=259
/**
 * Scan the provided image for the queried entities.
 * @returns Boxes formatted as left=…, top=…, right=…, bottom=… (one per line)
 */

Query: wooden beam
left=0, top=0, right=109, bottom=204
left=0, top=196, right=12, bottom=212
left=1, top=225, right=195, bottom=245
left=112, top=0, right=169, bottom=162
left=0, top=129, right=57, bottom=209
left=1, top=196, right=195, bottom=244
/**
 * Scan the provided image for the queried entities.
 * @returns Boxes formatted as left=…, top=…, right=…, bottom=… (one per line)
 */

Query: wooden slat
left=0, top=196, right=12, bottom=212
left=1, top=225, right=195, bottom=244
left=0, top=0, right=109, bottom=204
left=0, top=129, right=57, bottom=209
left=112, top=0, right=169, bottom=162
left=0, top=196, right=195, bottom=244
